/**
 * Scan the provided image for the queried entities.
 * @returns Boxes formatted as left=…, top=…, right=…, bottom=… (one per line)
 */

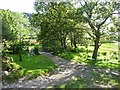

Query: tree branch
left=88, top=21, right=96, bottom=30
left=98, top=17, right=109, bottom=28
left=97, top=13, right=113, bottom=30
left=113, top=12, right=120, bottom=14
left=98, top=5, right=118, bottom=29
left=84, top=28, right=95, bottom=39
left=82, top=1, right=97, bottom=31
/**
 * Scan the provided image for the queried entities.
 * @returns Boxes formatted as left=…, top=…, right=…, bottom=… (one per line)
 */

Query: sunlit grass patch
left=58, top=43, right=119, bottom=70
left=3, top=54, right=57, bottom=82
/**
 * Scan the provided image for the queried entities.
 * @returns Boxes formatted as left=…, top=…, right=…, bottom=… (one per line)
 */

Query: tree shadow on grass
left=3, top=52, right=120, bottom=88
left=42, top=49, right=120, bottom=88
left=58, top=47, right=87, bottom=60
left=46, top=53, right=120, bottom=88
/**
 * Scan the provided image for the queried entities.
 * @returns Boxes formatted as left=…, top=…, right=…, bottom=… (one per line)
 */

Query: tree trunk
left=19, top=53, right=22, bottom=61
left=73, top=42, right=77, bottom=48
left=92, top=37, right=100, bottom=60
left=73, top=35, right=77, bottom=48
left=71, top=39, right=73, bottom=48
left=19, top=45, right=22, bottom=61
left=63, top=38, right=66, bottom=50
left=70, top=33, right=73, bottom=48
left=60, top=39, right=63, bottom=48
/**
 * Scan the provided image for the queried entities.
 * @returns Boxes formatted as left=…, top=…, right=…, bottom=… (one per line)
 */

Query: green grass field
left=3, top=54, right=57, bottom=82
left=58, top=43, right=119, bottom=70
left=49, top=43, right=120, bottom=88
left=3, top=43, right=119, bottom=87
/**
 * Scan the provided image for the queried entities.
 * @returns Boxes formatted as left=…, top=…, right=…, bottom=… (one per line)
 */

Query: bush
left=33, top=46, right=39, bottom=55
left=101, top=52, right=107, bottom=56
left=97, top=52, right=100, bottom=56
left=2, top=56, right=22, bottom=73
left=70, top=49, right=77, bottom=53
left=88, top=50, right=92, bottom=53
left=9, top=44, right=23, bottom=54
left=115, top=57, right=118, bottom=60
left=76, top=48, right=86, bottom=52
left=2, top=50, right=7, bottom=56
left=2, top=56, right=24, bottom=82
left=113, top=52, right=117, bottom=55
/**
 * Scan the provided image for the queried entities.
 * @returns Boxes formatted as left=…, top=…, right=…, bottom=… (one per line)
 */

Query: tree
left=0, top=9, right=31, bottom=61
left=77, top=0, right=119, bottom=60
left=32, top=1, right=77, bottom=52
left=0, top=10, right=18, bottom=42
left=13, top=12, right=30, bottom=61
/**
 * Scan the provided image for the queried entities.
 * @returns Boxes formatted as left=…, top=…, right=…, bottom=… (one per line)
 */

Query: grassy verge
left=2, top=54, right=57, bottom=82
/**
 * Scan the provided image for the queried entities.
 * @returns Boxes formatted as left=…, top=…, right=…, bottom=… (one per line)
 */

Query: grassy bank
left=3, top=54, right=57, bottom=82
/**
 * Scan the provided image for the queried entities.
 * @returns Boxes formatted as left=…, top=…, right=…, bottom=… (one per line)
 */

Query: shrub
left=113, top=52, right=117, bottom=55
left=88, top=50, right=92, bottom=53
left=2, top=56, right=25, bottom=83
left=76, top=48, right=85, bottom=52
left=97, top=52, right=100, bottom=56
left=101, top=52, right=107, bottom=56
left=114, top=56, right=118, bottom=60
left=33, top=45, right=39, bottom=55
left=88, top=55, right=91, bottom=58
left=70, top=49, right=77, bottom=52
left=9, top=43, right=23, bottom=54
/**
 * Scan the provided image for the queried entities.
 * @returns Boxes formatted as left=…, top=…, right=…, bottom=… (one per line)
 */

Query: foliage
left=33, top=45, right=39, bottom=55
left=76, top=1, right=119, bottom=59
left=58, top=43, right=119, bottom=70
left=1, top=1, right=120, bottom=87
left=2, top=56, right=23, bottom=82
left=32, top=1, right=119, bottom=59
left=0, top=10, right=17, bottom=41
left=32, top=2, right=86, bottom=53
left=0, top=10, right=30, bottom=42
left=0, top=9, right=34, bottom=57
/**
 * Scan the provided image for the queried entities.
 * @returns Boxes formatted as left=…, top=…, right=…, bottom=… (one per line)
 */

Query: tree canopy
left=32, top=0, right=119, bottom=59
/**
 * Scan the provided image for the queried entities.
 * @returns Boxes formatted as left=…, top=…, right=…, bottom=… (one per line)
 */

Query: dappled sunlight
left=94, top=84, right=113, bottom=88
left=3, top=54, right=57, bottom=83
left=53, top=66, right=120, bottom=88
left=9, top=54, right=57, bottom=70
left=58, top=43, right=119, bottom=71
left=1, top=0, right=120, bottom=88
left=3, top=51, right=120, bottom=88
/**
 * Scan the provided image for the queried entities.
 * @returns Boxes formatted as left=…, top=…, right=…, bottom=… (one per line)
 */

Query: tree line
left=32, top=1, right=119, bottom=60
left=0, top=0, right=119, bottom=60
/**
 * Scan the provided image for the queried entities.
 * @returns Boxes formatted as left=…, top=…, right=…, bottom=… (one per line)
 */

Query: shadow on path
left=3, top=52, right=120, bottom=88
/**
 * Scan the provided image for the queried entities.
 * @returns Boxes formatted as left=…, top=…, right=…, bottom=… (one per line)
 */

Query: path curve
left=3, top=52, right=120, bottom=88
